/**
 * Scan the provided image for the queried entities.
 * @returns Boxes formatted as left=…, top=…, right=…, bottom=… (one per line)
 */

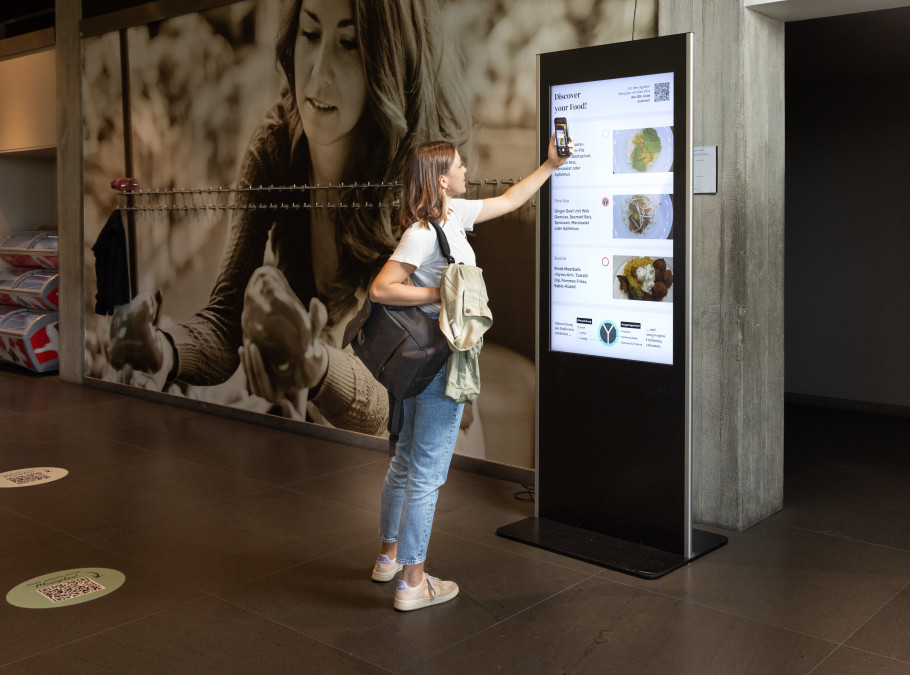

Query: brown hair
left=273, top=0, right=474, bottom=322
left=275, top=0, right=473, bottom=181
left=399, top=141, right=456, bottom=233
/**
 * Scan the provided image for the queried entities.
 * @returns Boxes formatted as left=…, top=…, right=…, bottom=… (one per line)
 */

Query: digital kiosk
left=497, top=34, right=727, bottom=578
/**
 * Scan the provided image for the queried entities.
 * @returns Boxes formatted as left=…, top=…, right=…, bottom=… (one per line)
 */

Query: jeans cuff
left=395, top=557, right=426, bottom=567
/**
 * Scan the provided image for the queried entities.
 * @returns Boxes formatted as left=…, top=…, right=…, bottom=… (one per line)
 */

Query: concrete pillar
left=56, top=0, right=85, bottom=384
left=660, top=1, right=785, bottom=530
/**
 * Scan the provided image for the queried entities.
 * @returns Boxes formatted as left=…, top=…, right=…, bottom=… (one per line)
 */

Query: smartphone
left=554, top=117, right=570, bottom=157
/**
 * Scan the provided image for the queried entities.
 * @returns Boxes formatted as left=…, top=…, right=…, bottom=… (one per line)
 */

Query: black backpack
left=342, top=220, right=454, bottom=452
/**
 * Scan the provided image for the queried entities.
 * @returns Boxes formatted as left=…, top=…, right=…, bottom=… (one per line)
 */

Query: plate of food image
left=613, top=255, right=674, bottom=302
left=613, top=194, right=673, bottom=239
left=612, top=127, right=674, bottom=173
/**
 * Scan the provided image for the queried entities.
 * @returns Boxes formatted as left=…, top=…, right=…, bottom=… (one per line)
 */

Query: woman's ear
left=438, top=173, right=448, bottom=192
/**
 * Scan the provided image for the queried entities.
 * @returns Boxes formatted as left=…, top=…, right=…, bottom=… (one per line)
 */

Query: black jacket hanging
left=92, top=209, right=131, bottom=315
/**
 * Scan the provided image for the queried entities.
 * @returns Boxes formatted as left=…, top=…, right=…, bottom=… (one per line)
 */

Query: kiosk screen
left=549, top=73, right=675, bottom=365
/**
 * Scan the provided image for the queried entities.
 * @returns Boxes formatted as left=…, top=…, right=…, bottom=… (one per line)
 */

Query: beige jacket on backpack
left=438, top=263, right=493, bottom=404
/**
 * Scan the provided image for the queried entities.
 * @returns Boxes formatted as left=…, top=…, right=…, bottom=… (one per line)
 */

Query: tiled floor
left=1, top=366, right=909, bottom=673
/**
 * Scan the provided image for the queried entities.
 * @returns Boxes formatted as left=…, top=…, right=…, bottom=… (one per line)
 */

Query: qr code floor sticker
left=0, top=467, right=68, bottom=488
left=6, top=568, right=126, bottom=609
left=37, top=577, right=106, bottom=603
left=5, top=471, right=52, bottom=486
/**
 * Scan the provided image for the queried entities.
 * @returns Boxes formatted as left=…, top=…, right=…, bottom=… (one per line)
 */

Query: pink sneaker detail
left=372, top=554, right=403, bottom=582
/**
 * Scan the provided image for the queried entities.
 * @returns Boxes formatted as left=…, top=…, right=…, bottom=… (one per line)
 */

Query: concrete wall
left=57, top=0, right=85, bottom=385
left=660, top=1, right=786, bottom=529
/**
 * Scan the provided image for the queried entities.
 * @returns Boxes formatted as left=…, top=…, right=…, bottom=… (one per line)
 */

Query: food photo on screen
left=612, top=127, right=674, bottom=173
left=613, top=256, right=674, bottom=302
left=612, top=193, right=673, bottom=239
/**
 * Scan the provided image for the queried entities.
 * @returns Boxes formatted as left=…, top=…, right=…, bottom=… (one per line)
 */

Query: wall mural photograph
left=82, top=0, right=656, bottom=469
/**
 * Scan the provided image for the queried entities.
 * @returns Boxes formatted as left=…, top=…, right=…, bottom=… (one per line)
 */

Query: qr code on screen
left=654, top=82, right=670, bottom=102
left=4, top=472, right=51, bottom=486
left=37, top=577, right=106, bottom=603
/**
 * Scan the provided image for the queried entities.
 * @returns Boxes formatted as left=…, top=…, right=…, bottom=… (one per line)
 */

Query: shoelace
left=424, top=574, right=440, bottom=598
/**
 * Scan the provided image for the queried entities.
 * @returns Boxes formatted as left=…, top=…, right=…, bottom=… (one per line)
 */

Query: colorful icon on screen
left=599, top=320, right=618, bottom=346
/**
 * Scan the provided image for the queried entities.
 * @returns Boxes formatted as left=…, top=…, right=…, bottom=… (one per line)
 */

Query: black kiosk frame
left=497, top=34, right=727, bottom=579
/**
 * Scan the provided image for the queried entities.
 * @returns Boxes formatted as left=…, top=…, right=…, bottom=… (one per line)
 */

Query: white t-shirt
left=390, top=198, right=483, bottom=312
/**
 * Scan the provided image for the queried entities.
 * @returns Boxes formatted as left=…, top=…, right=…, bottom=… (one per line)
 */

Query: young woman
left=369, top=133, right=572, bottom=611
left=109, top=0, right=472, bottom=434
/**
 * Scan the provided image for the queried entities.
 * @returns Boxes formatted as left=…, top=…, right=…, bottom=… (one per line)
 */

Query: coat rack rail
left=111, top=177, right=535, bottom=212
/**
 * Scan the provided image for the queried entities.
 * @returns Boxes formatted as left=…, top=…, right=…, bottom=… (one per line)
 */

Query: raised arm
left=476, top=132, right=572, bottom=224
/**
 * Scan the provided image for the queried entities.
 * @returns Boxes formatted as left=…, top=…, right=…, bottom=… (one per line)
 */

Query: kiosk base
left=496, top=517, right=727, bottom=580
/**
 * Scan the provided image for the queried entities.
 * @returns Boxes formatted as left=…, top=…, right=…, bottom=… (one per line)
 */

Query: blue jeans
left=379, top=363, right=463, bottom=566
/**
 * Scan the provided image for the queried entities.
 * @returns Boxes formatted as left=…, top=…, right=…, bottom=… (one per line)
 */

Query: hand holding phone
left=555, top=117, right=571, bottom=157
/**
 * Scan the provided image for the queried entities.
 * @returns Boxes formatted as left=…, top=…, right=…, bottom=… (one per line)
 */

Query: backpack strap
left=387, top=391, right=404, bottom=456
left=428, top=220, right=456, bottom=265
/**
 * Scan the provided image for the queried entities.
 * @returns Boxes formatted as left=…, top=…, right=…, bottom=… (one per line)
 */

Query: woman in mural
left=109, top=0, right=472, bottom=434
left=369, top=135, right=571, bottom=611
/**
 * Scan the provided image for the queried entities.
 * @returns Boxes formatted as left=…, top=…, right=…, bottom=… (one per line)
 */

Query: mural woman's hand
left=239, top=341, right=309, bottom=418
left=108, top=291, right=174, bottom=390
left=240, top=267, right=329, bottom=411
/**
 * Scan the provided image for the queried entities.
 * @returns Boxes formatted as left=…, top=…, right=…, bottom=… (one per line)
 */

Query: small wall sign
left=694, top=146, right=718, bottom=194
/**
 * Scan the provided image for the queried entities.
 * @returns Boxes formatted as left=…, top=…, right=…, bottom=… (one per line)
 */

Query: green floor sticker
left=0, top=467, right=68, bottom=488
left=6, top=568, right=125, bottom=609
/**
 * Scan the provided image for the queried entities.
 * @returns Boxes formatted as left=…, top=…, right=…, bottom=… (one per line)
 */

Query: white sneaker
left=372, top=554, right=403, bottom=582
left=393, top=573, right=458, bottom=611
